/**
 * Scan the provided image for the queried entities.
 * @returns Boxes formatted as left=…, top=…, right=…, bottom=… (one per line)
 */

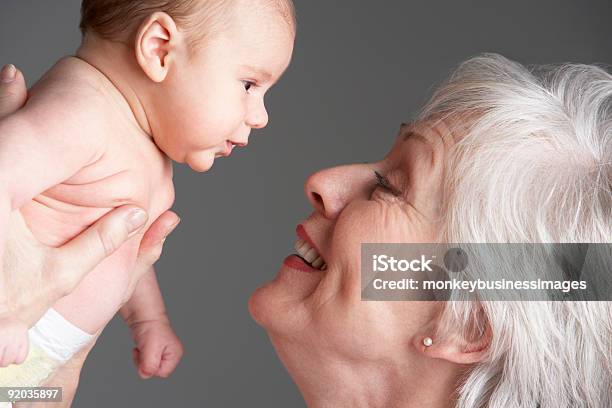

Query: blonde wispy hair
left=79, top=0, right=296, bottom=48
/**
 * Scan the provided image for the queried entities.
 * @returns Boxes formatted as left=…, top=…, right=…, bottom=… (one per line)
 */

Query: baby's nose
left=247, top=104, right=269, bottom=129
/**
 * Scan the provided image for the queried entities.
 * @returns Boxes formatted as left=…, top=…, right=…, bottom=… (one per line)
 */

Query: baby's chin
left=185, top=151, right=215, bottom=173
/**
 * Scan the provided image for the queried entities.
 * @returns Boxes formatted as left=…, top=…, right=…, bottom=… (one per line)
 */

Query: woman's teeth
left=294, top=239, right=327, bottom=270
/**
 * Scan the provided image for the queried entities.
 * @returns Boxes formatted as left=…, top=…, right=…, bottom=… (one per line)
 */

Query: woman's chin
left=248, top=258, right=324, bottom=331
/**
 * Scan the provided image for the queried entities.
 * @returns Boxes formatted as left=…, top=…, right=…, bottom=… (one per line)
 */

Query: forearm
left=120, top=267, right=168, bottom=325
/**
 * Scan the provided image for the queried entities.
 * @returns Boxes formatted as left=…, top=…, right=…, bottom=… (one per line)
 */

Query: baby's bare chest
left=20, top=135, right=175, bottom=247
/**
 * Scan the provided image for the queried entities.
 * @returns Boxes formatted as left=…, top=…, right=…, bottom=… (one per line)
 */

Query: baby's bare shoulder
left=19, top=57, right=134, bottom=158
left=28, top=57, right=108, bottom=109
left=25, top=57, right=119, bottom=135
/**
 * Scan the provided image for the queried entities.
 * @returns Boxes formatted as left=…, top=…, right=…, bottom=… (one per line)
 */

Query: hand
left=129, top=315, right=184, bottom=379
left=0, top=64, right=31, bottom=368
left=0, top=64, right=26, bottom=117
left=14, top=333, right=100, bottom=408
left=0, top=314, right=28, bottom=367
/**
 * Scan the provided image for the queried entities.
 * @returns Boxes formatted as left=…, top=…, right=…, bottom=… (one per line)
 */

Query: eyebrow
left=401, top=128, right=438, bottom=166
left=241, top=65, right=272, bottom=81
left=403, top=130, right=430, bottom=145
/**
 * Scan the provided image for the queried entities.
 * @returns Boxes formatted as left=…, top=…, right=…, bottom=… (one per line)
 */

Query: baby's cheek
left=193, top=100, right=243, bottom=144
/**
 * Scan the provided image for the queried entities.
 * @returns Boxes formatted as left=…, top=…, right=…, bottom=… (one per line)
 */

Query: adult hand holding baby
left=0, top=63, right=180, bottom=367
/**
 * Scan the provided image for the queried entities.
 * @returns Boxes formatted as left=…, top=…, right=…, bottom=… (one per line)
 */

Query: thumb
left=132, top=347, right=141, bottom=369
left=138, top=344, right=163, bottom=379
left=0, top=64, right=27, bottom=119
left=50, top=206, right=148, bottom=294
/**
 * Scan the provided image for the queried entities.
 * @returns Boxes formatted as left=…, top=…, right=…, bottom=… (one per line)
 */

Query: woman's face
left=249, top=121, right=455, bottom=380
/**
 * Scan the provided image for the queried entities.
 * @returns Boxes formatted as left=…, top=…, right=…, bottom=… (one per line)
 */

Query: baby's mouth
left=293, top=239, right=327, bottom=270
left=215, top=141, right=235, bottom=158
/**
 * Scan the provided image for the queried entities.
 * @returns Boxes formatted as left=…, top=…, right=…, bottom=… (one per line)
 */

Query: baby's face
left=152, top=11, right=294, bottom=172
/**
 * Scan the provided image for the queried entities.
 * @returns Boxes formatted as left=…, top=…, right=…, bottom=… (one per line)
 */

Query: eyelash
left=373, top=171, right=401, bottom=197
left=243, top=80, right=256, bottom=92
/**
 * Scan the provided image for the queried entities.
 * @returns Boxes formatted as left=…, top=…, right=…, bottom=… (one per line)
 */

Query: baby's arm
left=0, top=83, right=108, bottom=250
left=119, top=268, right=184, bottom=379
left=0, top=81, right=108, bottom=365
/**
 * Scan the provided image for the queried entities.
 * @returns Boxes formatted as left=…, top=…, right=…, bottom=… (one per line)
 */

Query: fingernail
left=1, top=64, right=16, bottom=83
left=126, top=208, right=148, bottom=233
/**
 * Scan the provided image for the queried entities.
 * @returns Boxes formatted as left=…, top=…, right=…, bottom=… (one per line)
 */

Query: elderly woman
left=249, top=54, right=612, bottom=408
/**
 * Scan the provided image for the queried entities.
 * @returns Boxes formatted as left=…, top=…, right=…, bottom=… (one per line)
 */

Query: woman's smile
left=291, top=224, right=327, bottom=271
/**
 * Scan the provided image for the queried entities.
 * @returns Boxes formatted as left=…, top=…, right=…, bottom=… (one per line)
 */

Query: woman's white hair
left=419, top=54, right=612, bottom=408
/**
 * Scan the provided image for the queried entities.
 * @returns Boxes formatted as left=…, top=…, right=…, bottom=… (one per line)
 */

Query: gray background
left=1, top=0, right=610, bottom=406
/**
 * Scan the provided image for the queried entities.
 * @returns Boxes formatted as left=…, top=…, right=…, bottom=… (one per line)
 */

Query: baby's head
left=80, top=0, right=296, bottom=171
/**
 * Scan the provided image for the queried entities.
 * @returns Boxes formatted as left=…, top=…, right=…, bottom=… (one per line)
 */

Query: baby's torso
left=19, top=58, right=175, bottom=250
left=20, top=131, right=175, bottom=249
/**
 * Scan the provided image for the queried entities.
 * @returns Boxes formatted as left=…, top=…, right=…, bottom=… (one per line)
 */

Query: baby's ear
left=135, top=12, right=181, bottom=82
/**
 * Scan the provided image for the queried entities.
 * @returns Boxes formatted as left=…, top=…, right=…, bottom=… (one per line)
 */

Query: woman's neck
left=285, top=350, right=462, bottom=408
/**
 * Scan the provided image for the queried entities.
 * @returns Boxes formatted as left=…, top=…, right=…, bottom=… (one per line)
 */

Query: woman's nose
left=305, top=164, right=375, bottom=219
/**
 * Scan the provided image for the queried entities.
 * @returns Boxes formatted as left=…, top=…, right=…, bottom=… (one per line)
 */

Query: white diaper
left=0, top=308, right=95, bottom=406
left=27, top=308, right=95, bottom=364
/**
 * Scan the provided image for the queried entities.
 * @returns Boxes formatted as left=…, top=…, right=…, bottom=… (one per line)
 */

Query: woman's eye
left=243, top=81, right=255, bottom=91
left=373, top=171, right=401, bottom=197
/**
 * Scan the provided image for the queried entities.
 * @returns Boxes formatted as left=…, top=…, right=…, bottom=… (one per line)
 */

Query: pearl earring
left=423, top=337, right=433, bottom=347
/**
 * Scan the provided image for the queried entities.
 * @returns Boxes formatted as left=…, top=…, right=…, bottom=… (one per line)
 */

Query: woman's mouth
left=282, top=239, right=327, bottom=273
left=283, top=225, right=327, bottom=272
left=283, top=238, right=327, bottom=275
left=293, top=238, right=326, bottom=270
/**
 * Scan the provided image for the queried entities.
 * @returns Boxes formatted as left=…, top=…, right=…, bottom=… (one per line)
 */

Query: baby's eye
left=243, top=81, right=255, bottom=91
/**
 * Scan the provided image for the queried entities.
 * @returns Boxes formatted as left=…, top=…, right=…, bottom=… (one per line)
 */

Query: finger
left=0, top=346, right=7, bottom=367
left=139, top=211, right=180, bottom=254
left=132, top=347, right=140, bottom=368
left=137, top=211, right=180, bottom=266
left=16, top=339, right=28, bottom=365
left=138, top=344, right=163, bottom=379
left=138, top=369, right=153, bottom=380
left=2, top=346, right=16, bottom=368
left=0, top=64, right=27, bottom=119
left=50, top=206, right=148, bottom=294
left=157, top=348, right=183, bottom=378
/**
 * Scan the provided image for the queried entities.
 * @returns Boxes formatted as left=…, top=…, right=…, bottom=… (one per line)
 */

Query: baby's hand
left=129, top=316, right=183, bottom=379
left=0, top=314, right=29, bottom=367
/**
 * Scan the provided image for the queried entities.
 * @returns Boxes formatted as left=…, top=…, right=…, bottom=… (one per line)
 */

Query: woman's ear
left=134, top=12, right=181, bottom=82
left=414, top=321, right=492, bottom=365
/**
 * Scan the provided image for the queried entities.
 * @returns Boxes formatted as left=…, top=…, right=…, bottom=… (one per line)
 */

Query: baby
left=0, top=0, right=295, bottom=386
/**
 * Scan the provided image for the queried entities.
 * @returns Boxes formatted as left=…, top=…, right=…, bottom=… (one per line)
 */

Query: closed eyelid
left=374, top=170, right=402, bottom=197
